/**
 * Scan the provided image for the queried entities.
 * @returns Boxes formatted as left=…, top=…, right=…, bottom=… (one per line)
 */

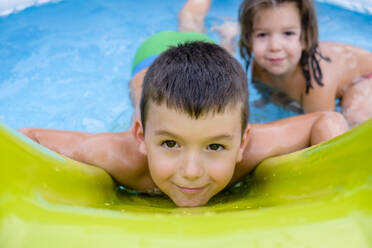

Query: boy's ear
left=237, top=124, right=251, bottom=163
left=133, top=120, right=147, bottom=155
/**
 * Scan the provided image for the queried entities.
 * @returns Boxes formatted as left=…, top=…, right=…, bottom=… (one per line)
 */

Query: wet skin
left=134, top=103, right=248, bottom=207
left=19, top=105, right=348, bottom=207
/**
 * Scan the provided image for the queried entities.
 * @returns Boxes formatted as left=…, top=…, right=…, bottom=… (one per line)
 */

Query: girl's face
left=252, top=2, right=304, bottom=77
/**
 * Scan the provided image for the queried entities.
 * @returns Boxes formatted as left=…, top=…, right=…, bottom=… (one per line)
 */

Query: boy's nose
left=181, top=152, right=204, bottom=180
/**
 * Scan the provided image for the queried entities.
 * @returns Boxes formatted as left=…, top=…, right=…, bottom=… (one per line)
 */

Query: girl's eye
left=207, top=144, right=225, bottom=152
left=161, top=140, right=179, bottom=149
left=256, top=33, right=267, bottom=38
left=284, top=31, right=295, bottom=36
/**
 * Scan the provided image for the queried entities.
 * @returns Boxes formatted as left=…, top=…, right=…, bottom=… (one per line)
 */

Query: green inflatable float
left=0, top=120, right=371, bottom=248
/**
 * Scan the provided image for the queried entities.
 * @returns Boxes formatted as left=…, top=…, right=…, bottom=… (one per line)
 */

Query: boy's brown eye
left=161, top=140, right=178, bottom=148
left=207, top=144, right=225, bottom=151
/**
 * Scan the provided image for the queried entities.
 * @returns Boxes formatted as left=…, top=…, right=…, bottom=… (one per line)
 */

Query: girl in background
left=237, top=0, right=372, bottom=127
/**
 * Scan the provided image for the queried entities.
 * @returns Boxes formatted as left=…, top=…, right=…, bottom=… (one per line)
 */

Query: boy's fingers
left=17, top=128, right=30, bottom=135
left=17, top=128, right=38, bottom=142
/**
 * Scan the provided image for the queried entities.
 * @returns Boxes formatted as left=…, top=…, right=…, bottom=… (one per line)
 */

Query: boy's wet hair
left=238, top=0, right=330, bottom=93
left=140, top=41, right=249, bottom=132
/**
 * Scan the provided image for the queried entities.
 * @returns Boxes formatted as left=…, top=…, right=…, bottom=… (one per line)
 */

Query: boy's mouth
left=176, top=185, right=207, bottom=194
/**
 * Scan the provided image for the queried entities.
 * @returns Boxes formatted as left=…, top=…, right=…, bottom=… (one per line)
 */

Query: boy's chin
left=171, top=196, right=211, bottom=207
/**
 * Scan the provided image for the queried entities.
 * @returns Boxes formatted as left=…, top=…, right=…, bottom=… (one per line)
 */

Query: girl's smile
left=252, top=2, right=304, bottom=76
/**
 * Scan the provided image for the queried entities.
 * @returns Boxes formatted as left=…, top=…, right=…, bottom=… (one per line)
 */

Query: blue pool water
left=0, top=0, right=371, bottom=132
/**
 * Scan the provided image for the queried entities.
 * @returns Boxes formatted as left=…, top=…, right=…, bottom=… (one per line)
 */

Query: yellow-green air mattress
left=0, top=120, right=371, bottom=248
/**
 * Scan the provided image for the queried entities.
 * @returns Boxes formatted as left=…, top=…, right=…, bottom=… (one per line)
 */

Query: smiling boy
left=19, top=41, right=348, bottom=207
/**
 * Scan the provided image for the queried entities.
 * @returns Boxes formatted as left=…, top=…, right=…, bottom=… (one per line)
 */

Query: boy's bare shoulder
left=73, top=130, right=154, bottom=190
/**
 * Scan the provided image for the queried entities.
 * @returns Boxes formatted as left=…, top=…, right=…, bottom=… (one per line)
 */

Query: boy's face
left=135, top=103, right=249, bottom=207
left=251, top=2, right=304, bottom=76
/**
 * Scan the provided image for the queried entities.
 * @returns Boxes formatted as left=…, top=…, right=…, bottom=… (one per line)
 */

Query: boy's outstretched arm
left=232, top=111, right=348, bottom=182
left=18, top=128, right=156, bottom=190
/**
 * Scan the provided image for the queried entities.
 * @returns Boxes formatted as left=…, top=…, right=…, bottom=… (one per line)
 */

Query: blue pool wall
left=0, top=0, right=371, bottom=132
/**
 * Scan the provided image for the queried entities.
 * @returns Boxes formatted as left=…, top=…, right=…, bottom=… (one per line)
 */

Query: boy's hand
left=18, top=128, right=39, bottom=143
